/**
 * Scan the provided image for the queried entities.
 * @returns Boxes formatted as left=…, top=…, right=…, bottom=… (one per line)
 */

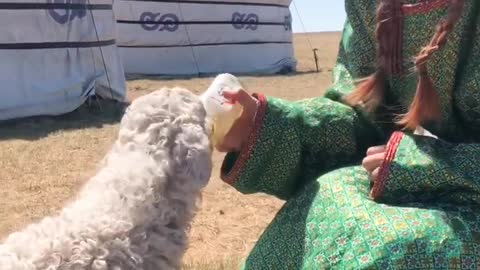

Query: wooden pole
left=313, top=48, right=319, bottom=72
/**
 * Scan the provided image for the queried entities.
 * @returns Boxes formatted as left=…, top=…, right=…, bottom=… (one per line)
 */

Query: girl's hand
left=362, top=145, right=386, bottom=182
left=215, top=89, right=259, bottom=153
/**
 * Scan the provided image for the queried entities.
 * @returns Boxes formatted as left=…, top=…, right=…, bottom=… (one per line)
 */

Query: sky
left=289, top=1, right=346, bottom=33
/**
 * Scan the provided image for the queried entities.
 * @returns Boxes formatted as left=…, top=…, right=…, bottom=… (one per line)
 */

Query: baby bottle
left=200, top=73, right=244, bottom=148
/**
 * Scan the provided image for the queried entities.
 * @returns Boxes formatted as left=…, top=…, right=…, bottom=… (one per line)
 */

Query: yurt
left=0, top=0, right=126, bottom=121
left=114, top=0, right=296, bottom=75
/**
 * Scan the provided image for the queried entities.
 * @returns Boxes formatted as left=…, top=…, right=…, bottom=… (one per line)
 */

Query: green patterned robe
left=221, top=0, right=480, bottom=269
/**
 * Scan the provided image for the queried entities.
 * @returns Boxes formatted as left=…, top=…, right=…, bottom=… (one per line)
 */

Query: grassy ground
left=0, top=32, right=341, bottom=268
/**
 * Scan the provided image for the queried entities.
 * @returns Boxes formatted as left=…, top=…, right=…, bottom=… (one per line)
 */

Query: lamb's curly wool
left=0, top=88, right=213, bottom=270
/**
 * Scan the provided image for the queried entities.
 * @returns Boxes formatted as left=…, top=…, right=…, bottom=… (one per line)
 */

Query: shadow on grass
left=0, top=98, right=129, bottom=141
left=125, top=70, right=325, bottom=82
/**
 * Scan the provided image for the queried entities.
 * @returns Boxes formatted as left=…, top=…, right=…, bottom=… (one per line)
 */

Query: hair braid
left=345, top=0, right=465, bottom=130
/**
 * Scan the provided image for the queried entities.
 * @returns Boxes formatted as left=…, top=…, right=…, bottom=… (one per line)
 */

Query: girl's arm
left=371, top=131, right=480, bottom=205
left=221, top=0, right=385, bottom=200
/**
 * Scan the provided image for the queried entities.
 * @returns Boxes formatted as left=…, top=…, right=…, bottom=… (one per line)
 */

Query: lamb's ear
left=172, top=123, right=213, bottom=189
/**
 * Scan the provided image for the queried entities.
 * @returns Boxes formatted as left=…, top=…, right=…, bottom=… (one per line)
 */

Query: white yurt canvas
left=0, top=0, right=126, bottom=121
left=114, top=0, right=296, bottom=75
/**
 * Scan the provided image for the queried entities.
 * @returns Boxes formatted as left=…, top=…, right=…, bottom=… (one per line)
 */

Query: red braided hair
left=345, top=0, right=464, bottom=130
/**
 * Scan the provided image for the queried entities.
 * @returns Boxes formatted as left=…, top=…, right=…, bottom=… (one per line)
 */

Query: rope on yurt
left=292, top=0, right=319, bottom=72
left=85, top=0, right=126, bottom=117
left=86, top=0, right=115, bottom=103
left=176, top=2, right=201, bottom=76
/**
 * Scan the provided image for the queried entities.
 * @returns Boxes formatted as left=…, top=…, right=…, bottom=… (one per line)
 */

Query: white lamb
left=0, top=87, right=213, bottom=270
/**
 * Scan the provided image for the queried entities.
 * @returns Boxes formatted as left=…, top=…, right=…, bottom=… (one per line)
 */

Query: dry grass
left=182, top=259, right=242, bottom=270
left=0, top=32, right=341, bottom=268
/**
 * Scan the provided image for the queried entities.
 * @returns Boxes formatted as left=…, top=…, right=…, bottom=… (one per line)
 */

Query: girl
left=219, top=0, right=480, bottom=269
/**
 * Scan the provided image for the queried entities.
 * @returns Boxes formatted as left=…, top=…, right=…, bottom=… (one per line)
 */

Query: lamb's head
left=117, top=87, right=213, bottom=191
